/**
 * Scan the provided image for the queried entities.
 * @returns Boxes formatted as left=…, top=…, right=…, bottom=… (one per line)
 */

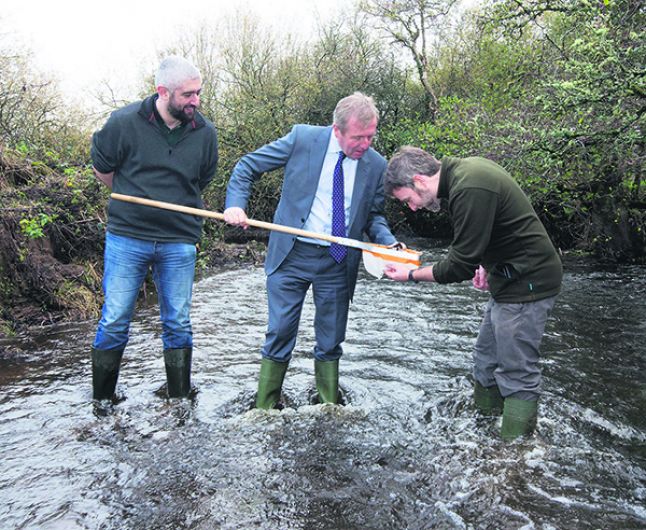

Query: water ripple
left=0, top=252, right=644, bottom=529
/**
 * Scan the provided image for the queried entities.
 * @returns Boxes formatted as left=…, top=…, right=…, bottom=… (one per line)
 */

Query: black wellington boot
left=92, top=347, right=124, bottom=400
left=164, top=348, right=192, bottom=398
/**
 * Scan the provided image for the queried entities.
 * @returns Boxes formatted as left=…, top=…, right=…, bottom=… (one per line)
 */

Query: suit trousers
left=262, top=240, right=350, bottom=362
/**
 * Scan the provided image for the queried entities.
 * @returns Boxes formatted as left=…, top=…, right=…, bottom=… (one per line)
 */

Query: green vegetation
left=19, top=212, right=57, bottom=239
left=0, top=0, right=643, bottom=334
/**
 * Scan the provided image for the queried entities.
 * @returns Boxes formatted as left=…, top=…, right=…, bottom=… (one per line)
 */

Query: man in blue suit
left=224, top=92, right=400, bottom=408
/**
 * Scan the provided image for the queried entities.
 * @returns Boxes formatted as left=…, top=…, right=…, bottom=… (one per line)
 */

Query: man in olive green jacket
left=383, top=146, right=562, bottom=440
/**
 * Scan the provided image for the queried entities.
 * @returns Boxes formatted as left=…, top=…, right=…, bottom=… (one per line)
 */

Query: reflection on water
left=1, top=245, right=645, bottom=529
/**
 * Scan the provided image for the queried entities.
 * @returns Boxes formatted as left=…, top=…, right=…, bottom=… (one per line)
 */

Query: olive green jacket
left=433, top=157, right=562, bottom=302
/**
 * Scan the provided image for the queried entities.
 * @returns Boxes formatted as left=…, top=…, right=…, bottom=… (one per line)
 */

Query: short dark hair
left=385, top=146, right=441, bottom=196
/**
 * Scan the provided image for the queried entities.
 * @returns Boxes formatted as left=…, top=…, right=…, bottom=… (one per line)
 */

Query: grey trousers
left=473, top=295, right=557, bottom=400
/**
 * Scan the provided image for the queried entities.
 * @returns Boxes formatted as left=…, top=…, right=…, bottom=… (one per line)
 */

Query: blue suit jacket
left=225, top=124, right=396, bottom=298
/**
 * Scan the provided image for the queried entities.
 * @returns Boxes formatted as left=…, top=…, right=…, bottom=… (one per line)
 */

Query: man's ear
left=157, top=86, right=170, bottom=100
left=412, top=174, right=426, bottom=188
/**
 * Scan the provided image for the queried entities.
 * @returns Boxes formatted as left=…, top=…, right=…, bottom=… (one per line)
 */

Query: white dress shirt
left=299, top=133, right=357, bottom=245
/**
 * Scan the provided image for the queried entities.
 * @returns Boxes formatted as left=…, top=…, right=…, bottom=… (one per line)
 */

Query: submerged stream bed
left=1, top=244, right=645, bottom=529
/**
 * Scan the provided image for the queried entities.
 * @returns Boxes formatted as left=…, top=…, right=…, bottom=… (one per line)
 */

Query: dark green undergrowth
left=1, top=0, right=643, bottom=337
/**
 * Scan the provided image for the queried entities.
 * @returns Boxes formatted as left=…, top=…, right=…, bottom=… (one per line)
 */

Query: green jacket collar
left=437, top=156, right=459, bottom=199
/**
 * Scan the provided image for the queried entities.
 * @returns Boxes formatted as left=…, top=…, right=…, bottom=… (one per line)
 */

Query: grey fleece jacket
left=91, top=94, right=218, bottom=244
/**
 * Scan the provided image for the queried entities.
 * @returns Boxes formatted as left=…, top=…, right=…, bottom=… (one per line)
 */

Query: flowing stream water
left=1, top=242, right=645, bottom=529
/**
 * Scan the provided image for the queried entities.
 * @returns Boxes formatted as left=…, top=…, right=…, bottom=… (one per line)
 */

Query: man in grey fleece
left=90, top=55, right=218, bottom=402
left=383, top=146, right=562, bottom=440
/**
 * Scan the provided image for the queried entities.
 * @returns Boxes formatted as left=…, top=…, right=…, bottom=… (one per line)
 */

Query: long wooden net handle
left=111, top=193, right=339, bottom=244
left=110, top=193, right=420, bottom=265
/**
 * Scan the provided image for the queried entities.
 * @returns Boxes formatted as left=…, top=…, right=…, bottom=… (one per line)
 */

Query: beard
left=425, top=198, right=441, bottom=213
left=168, top=98, right=196, bottom=122
left=418, top=188, right=441, bottom=212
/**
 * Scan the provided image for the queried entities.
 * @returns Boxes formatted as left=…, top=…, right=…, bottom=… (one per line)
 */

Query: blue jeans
left=93, top=232, right=196, bottom=352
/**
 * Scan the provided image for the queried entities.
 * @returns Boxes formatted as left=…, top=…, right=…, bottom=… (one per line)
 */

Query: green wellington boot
left=255, top=358, right=289, bottom=409
left=164, top=348, right=193, bottom=398
left=501, top=397, right=538, bottom=440
left=92, top=347, right=124, bottom=400
left=314, top=359, right=339, bottom=404
left=473, top=381, right=504, bottom=415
